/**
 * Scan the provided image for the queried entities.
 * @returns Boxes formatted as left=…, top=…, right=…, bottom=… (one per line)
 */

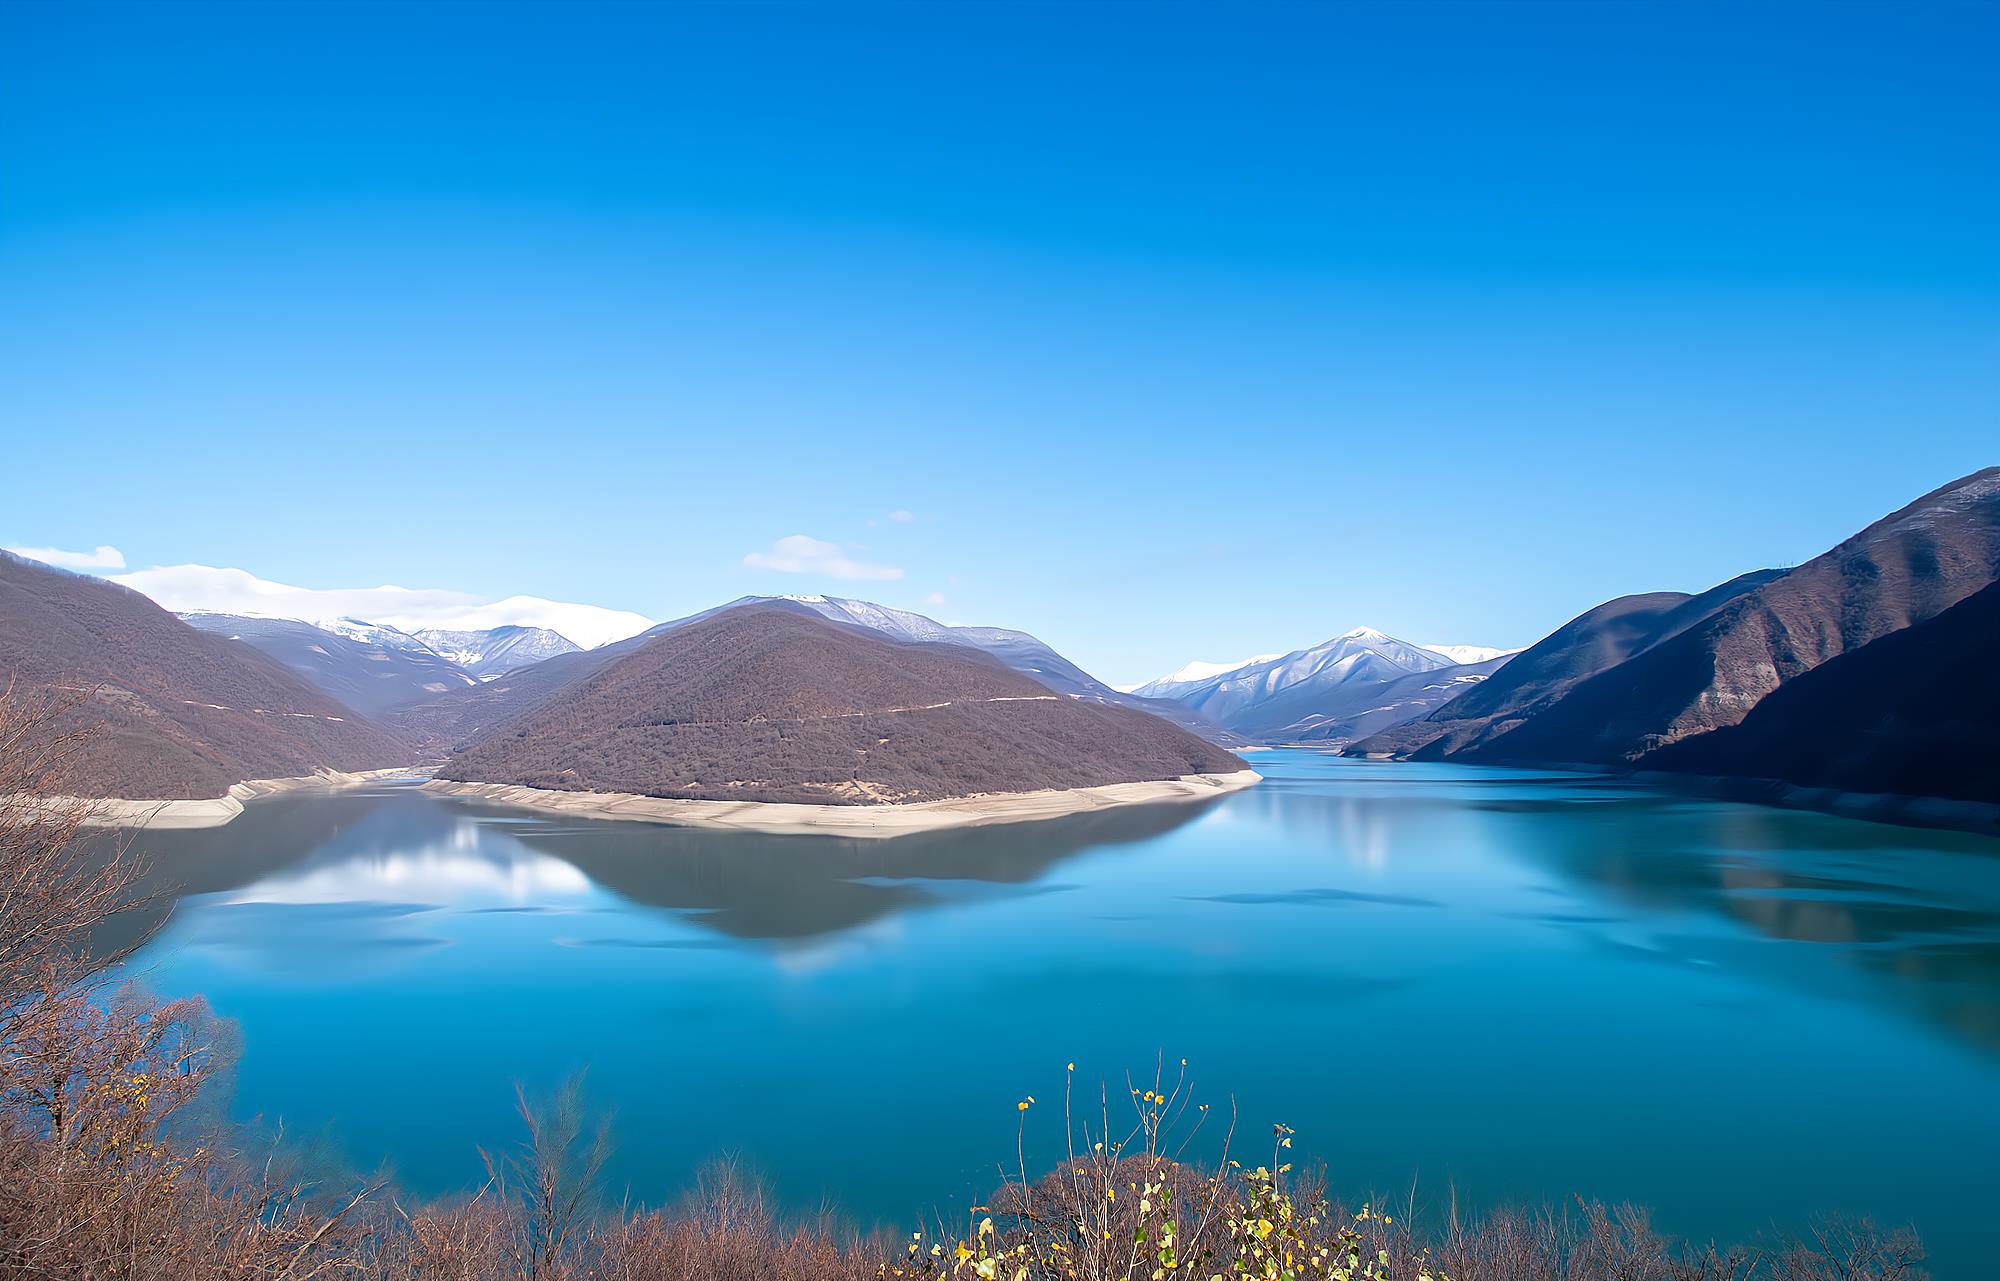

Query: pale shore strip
left=62, top=767, right=426, bottom=830
left=420, top=769, right=1262, bottom=839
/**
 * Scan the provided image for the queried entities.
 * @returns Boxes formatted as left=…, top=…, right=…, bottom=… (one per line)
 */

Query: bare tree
left=0, top=680, right=148, bottom=1009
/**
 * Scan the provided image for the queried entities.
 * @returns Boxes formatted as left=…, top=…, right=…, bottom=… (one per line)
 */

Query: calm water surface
left=117, top=751, right=2000, bottom=1275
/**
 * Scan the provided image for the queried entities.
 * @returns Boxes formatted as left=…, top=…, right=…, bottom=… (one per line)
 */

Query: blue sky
left=2, top=1, right=1995, bottom=683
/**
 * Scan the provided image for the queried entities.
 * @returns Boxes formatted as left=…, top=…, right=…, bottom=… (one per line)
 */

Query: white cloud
left=924, top=591, right=947, bottom=606
left=110, top=564, right=655, bottom=649
left=888, top=509, right=915, bottom=523
left=5, top=543, right=126, bottom=571
left=741, top=534, right=904, bottom=582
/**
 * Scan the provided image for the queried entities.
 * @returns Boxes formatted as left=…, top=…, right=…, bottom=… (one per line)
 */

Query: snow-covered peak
left=1164, top=655, right=1283, bottom=685
left=760, top=595, right=958, bottom=644
left=1419, top=643, right=1520, bottom=666
left=1127, top=654, right=1282, bottom=699
left=413, top=625, right=582, bottom=678
left=314, top=616, right=440, bottom=655
left=1128, top=654, right=1283, bottom=699
left=1340, top=626, right=1389, bottom=641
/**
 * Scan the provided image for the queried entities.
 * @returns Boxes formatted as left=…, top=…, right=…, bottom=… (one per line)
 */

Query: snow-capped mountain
left=414, top=625, right=582, bottom=679
left=180, top=611, right=478, bottom=718
left=315, top=616, right=442, bottom=656
left=1128, top=654, right=1283, bottom=699
left=1418, top=644, right=1519, bottom=666
left=1137, top=627, right=1517, bottom=744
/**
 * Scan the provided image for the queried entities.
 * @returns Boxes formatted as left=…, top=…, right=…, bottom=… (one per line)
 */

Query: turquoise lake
left=115, top=750, right=2000, bottom=1275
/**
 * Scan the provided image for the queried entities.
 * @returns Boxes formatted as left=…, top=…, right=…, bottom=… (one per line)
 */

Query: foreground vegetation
left=0, top=689, right=1929, bottom=1280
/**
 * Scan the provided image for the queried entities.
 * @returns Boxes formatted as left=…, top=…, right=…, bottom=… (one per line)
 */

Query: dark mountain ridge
left=1458, top=468, right=2000, bottom=765
left=1642, top=578, right=2000, bottom=809
left=1354, top=572, right=1783, bottom=759
left=1349, top=468, right=2000, bottom=769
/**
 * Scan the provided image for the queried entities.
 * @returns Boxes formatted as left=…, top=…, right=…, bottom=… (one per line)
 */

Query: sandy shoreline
left=420, top=769, right=1262, bottom=838
left=66, top=767, right=426, bottom=829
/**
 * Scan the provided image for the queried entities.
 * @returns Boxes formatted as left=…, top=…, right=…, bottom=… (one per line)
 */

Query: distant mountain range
left=180, top=613, right=478, bottom=718
left=1129, top=630, right=1518, bottom=745
left=414, top=625, right=581, bottom=678
left=437, top=605, right=1242, bottom=805
left=1125, top=654, right=1283, bottom=699
left=0, top=553, right=407, bottom=798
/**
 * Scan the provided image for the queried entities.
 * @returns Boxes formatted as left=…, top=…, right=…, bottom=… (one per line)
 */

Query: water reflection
left=505, top=798, right=1217, bottom=938
left=106, top=759, right=2000, bottom=1279
left=1476, top=787, right=2000, bottom=1056
left=112, top=784, right=1220, bottom=944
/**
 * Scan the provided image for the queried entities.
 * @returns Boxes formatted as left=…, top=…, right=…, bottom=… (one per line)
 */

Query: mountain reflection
left=1473, top=787, right=2000, bottom=1056
left=104, top=782, right=1218, bottom=949
left=498, top=797, right=1216, bottom=938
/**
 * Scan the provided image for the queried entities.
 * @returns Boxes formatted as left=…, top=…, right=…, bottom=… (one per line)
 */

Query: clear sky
left=3, top=1, right=1995, bottom=684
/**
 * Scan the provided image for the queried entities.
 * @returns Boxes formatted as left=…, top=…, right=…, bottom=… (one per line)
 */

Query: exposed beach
left=68, top=768, right=423, bottom=829
left=419, top=769, right=1262, bottom=838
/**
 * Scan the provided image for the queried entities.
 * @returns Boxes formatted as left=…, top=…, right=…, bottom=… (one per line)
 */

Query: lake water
left=116, top=750, right=2000, bottom=1275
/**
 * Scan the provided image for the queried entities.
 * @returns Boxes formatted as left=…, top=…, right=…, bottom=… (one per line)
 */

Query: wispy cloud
left=4, top=543, right=126, bottom=571
left=110, top=564, right=654, bottom=649
left=924, top=591, right=947, bottom=606
left=888, top=509, right=915, bottom=524
left=742, top=535, right=904, bottom=582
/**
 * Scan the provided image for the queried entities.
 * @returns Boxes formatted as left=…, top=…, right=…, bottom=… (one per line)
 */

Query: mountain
left=0, top=552, right=408, bottom=799
left=385, top=644, right=615, bottom=750
left=389, top=593, right=1243, bottom=752
left=414, top=625, right=582, bottom=678
left=1285, top=654, right=1517, bottom=746
left=1127, top=654, right=1282, bottom=700
left=437, top=605, right=1243, bottom=805
left=750, top=596, right=1243, bottom=744
left=180, top=612, right=478, bottom=718
left=315, top=616, right=441, bottom=655
left=1349, top=573, right=1784, bottom=759
left=1419, top=644, right=1516, bottom=666
left=1131, top=627, right=1505, bottom=744
left=1641, top=579, right=2000, bottom=808
left=1444, top=468, right=2000, bottom=766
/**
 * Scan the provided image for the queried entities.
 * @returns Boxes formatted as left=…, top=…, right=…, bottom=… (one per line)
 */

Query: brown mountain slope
left=386, top=644, right=619, bottom=750
left=0, top=553, right=410, bottom=798
left=1349, top=572, right=1780, bottom=759
left=437, top=605, right=1242, bottom=804
left=1642, top=578, right=2000, bottom=806
left=1461, top=467, right=2000, bottom=766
